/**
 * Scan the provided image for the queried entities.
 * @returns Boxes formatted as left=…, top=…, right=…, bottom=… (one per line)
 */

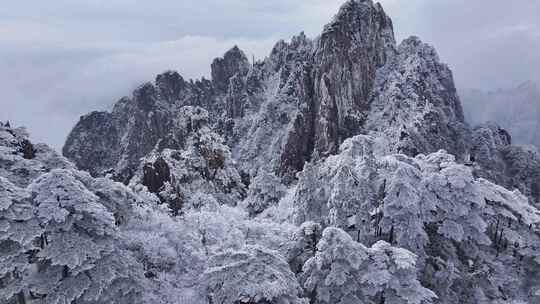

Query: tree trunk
left=17, top=291, right=26, bottom=304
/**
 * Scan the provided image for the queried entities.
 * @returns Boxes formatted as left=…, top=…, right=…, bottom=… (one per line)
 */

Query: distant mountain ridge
left=461, top=80, right=540, bottom=147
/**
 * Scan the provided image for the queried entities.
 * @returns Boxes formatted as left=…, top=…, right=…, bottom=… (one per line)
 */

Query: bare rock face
left=311, top=0, right=395, bottom=156
left=211, top=46, right=251, bottom=93
left=142, top=156, right=171, bottom=194
left=155, top=70, right=187, bottom=103
left=63, top=111, right=120, bottom=177
left=19, top=139, right=36, bottom=159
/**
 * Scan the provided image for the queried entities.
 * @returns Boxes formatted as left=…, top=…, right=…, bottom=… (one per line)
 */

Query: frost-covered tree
left=292, top=135, right=540, bottom=303
left=287, top=221, right=323, bottom=275
left=0, top=169, right=146, bottom=304
left=302, top=227, right=436, bottom=304
left=243, top=171, right=287, bottom=216
left=377, top=153, right=491, bottom=256
left=1, top=123, right=146, bottom=303
left=292, top=161, right=329, bottom=225
left=472, top=179, right=540, bottom=303
left=20, top=169, right=144, bottom=304
left=130, top=106, right=247, bottom=214
left=0, top=177, right=41, bottom=303
left=293, top=136, right=378, bottom=234
left=204, top=245, right=307, bottom=304
left=123, top=199, right=208, bottom=304
left=121, top=193, right=299, bottom=304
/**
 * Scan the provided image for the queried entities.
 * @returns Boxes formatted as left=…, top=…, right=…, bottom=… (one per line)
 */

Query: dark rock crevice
left=142, top=157, right=171, bottom=194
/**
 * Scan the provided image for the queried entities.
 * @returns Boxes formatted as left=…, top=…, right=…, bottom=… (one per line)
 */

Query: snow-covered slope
left=367, top=37, right=468, bottom=158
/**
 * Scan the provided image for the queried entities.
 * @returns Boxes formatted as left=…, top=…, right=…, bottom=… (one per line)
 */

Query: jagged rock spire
left=155, top=70, right=186, bottom=103
left=211, top=46, right=250, bottom=92
left=311, top=0, right=396, bottom=157
left=63, top=0, right=470, bottom=185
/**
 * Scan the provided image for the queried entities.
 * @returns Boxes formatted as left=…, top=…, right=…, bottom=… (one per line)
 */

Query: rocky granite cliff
left=63, top=0, right=540, bottom=211
left=64, top=0, right=467, bottom=184
left=63, top=0, right=540, bottom=212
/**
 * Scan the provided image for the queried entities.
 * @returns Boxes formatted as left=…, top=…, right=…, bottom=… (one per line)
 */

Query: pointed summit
left=211, top=45, right=250, bottom=92
left=311, top=0, right=396, bottom=156
left=324, top=0, right=394, bottom=41
left=155, top=70, right=186, bottom=103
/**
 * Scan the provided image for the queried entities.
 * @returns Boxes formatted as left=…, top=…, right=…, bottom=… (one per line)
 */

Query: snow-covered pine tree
left=302, top=227, right=436, bottom=304
left=0, top=177, right=42, bottom=303
left=20, top=169, right=144, bottom=303
left=293, top=136, right=379, bottom=236
left=377, top=152, right=491, bottom=256
left=287, top=221, right=323, bottom=275
left=204, top=245, right=307, bottom=304
left=243, top=171, right=287, bottom=217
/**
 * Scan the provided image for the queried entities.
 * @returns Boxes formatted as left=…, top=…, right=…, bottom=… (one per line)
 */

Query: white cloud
left=0, top=35, right=277, bottom=149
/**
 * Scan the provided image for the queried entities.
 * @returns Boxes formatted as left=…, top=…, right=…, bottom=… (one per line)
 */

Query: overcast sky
left=1, top=0, right=539, bottom=149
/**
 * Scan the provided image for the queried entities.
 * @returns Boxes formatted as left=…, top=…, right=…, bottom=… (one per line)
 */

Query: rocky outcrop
left=367, top=36, right=469, bottom=158
left=311, top=0, right=395, bottom=156
left=211, top=46, right=251, bottom=93
left=142, top=157, right=171, bottom=194
left=471, top=122, right=540, bottom=207
left=223, top=0, right=398, bottom=180
left=64, top=0, right=472, bottom=189
left=64, top=72, right=217, bottom=183
left=19, top=138, right=36, bottom=159
left=226, top=32, right=316, bottom=182
left=63, top=111, right=121, bottom=177
left=129, top=106, right=247, bottom=213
